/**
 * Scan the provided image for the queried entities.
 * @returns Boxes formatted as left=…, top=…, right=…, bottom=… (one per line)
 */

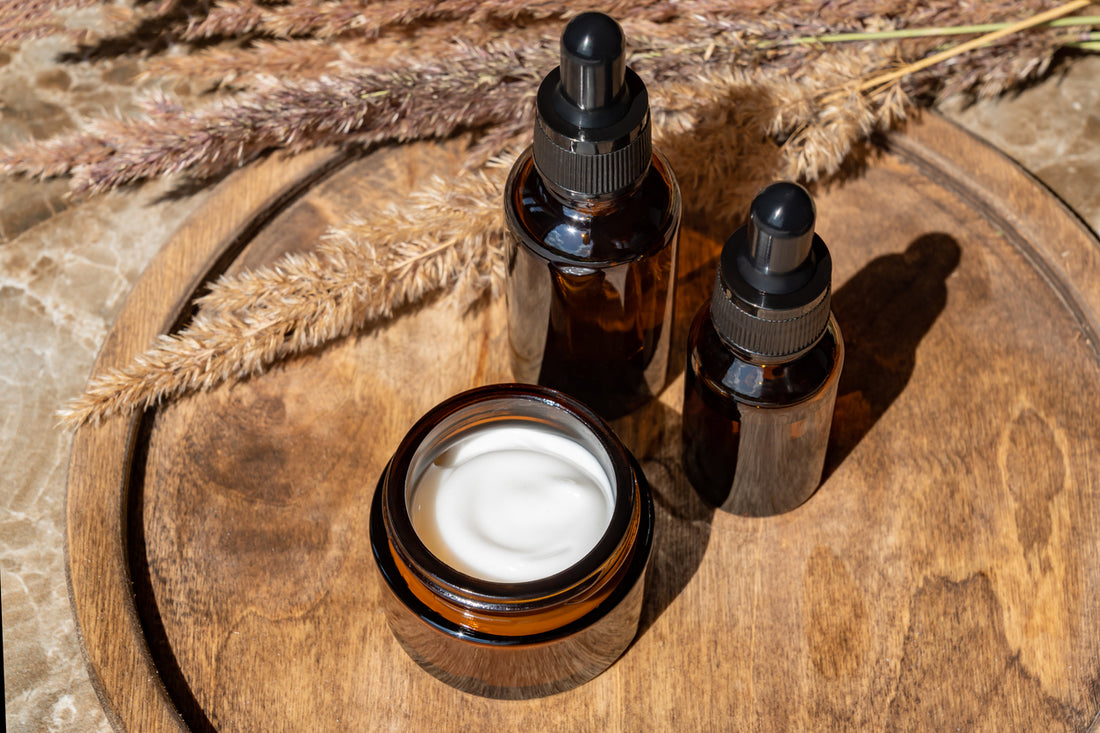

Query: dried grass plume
left=58, top=166, right=508, bottom=426
left=3, top=0, right=1091, bottom=426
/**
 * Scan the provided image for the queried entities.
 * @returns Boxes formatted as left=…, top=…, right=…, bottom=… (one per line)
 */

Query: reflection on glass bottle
left=682, top=182, right=843, bottom=516
left=503, top=12, right=681, bottom=420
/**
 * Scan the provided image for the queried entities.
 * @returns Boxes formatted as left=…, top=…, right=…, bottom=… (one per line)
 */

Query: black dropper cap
left=533, top=12, right=651, bottom=197
left=711, top=182, right=833, bottom=357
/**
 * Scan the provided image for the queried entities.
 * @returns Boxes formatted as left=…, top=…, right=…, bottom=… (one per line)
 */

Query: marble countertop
left=2, top=28, right=1098, bottom=732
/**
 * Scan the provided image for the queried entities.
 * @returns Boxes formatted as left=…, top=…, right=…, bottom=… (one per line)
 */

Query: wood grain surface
left=67, top=114, right=1100, bottom=731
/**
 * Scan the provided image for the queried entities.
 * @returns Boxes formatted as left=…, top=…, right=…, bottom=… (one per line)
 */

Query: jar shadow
left=612, top=399, right=715, bottom=640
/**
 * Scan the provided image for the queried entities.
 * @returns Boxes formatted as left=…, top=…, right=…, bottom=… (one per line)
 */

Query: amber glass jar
left=369, top=384, right=653, bottom=698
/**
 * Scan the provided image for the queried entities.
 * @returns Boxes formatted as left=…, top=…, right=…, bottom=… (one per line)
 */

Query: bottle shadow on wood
left=824, top=232, right=961, bottom=478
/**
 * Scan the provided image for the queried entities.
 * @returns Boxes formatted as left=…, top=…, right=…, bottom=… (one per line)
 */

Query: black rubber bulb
left=738, top=182, right=817, bottom=294
left=560, top=12, right=626, bottom=111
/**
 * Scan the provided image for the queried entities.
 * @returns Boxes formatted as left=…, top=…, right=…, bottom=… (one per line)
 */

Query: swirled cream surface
left=409, top=423, right=614, bottom=583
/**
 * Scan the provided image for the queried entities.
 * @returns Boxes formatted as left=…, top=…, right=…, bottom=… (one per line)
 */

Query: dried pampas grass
left=57, top=165, right=507, bottom=426
left=1, top=0, right=1093, bottom=425
left=0, top=0, right=104, bottom=45
left=4, top=1, right=1090, bottom=193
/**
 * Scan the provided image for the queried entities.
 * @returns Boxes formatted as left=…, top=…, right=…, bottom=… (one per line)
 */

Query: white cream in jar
left=409, top=423, right=614, bottom=583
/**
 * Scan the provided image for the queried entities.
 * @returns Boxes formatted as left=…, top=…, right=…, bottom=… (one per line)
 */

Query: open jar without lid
left=369, top=383, right=653, bottom=699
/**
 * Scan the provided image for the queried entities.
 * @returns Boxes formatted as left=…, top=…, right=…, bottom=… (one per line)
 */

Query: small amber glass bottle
left=682, top=183, right=843, bottom=515
left=504, top=12, right=682, bottom=420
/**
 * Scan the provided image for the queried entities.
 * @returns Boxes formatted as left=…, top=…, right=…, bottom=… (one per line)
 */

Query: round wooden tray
left=67, top=114, right=1100, bottom=731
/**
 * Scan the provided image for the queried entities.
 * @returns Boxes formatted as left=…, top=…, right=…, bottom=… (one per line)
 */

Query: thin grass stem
left=823, top=0, right=1090, bottom=99
left=775, top=15, right=1100, bottom=47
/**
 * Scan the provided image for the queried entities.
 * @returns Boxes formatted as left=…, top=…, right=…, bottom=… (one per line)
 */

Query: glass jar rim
left=382, top=383, right=637, bottom=608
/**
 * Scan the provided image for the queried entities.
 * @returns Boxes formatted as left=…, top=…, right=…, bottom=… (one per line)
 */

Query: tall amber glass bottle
left=682, top=183, right=843, bottom=516
left=504, top=12, right=682, bottom=420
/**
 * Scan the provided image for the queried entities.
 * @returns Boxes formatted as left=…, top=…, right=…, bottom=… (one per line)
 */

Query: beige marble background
left=2, top=33, right=212, bottom=732
left=2, top=24, right=1098, bottom=733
